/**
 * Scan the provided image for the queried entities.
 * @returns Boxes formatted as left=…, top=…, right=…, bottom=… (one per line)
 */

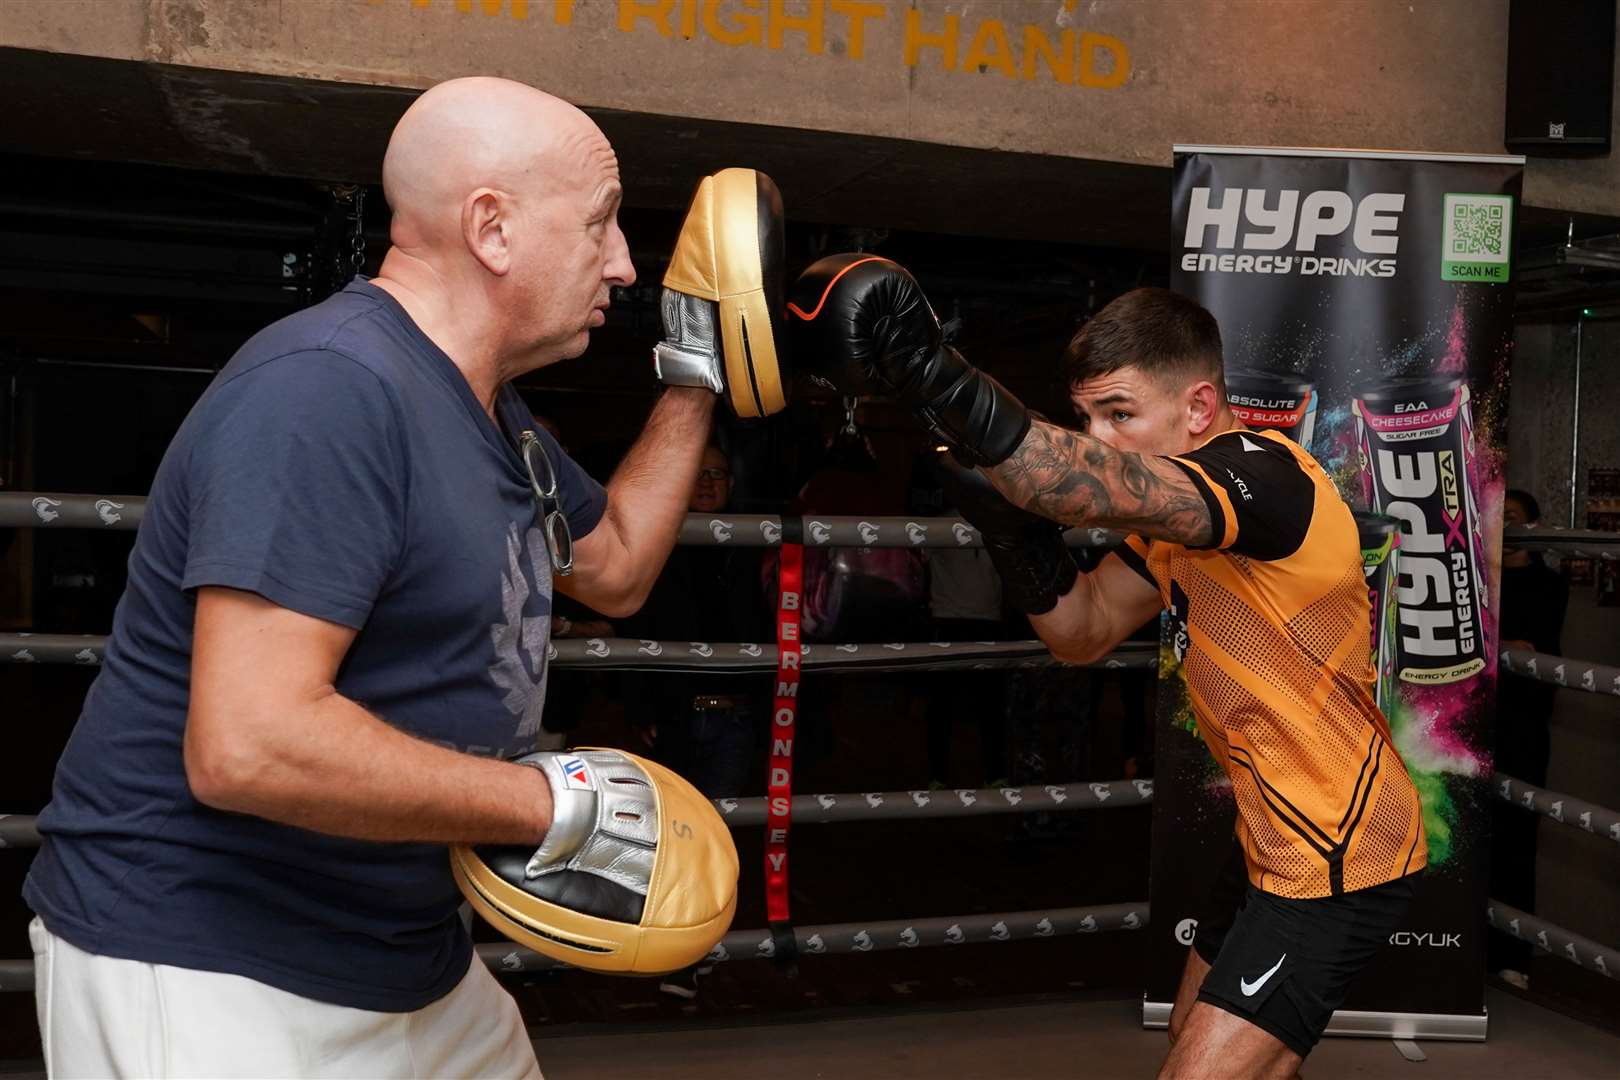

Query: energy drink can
left=1355, top=511, right=1400, bottom=713
left=1225, top=370, right=1318, bottom=451
left=1353, top=377, right=1488, bottom=686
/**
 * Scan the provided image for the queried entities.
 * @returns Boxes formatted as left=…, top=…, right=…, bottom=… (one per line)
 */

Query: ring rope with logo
left=1494, top=772, right=1620, bottom=843
left=0, top=633, right=1160, bottom=673
left=3, top=492, right=1126, bottom=549
left=8, top=491, right=1620, bottom=560
left=1487, top=901, right=1620, bottom=982
left=0, top=779, right=1159, bottom=850
left=684, top=514, right=1124, bottom=550
left=714, top=779, right=1155, bottom=825
left=0, top=894, right=1608, bottom=988
left=1497, top=647, right=1620, bottom=697
left=21, top=635, right=1620, bottom=694
left=477, top=903, right=1150, bottom=974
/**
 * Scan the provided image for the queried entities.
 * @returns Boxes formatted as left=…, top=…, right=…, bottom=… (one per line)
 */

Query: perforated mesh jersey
left=1118, top=429, right=1426, bottom=898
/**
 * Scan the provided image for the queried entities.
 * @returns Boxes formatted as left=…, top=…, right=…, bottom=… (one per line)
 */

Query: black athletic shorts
left=1192, top=843, right=1420, bottom=1058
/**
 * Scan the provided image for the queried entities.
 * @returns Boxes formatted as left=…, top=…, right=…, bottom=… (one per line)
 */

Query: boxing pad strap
left=652, top=289, right=725, bottom=395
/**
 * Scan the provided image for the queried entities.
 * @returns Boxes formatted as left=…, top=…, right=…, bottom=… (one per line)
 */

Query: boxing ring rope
left=1493, top=774, right=1620, bottom=844
left=714, top=780, right=1153, bottom=824
left=1, top=493, right=1127, bottom=550
left=0, top=817, right=40, bottom=847
left=1497, top=648, right=1620, bottom=697
left=1, top=900, right=1612, bottom=988
left=0, top=633, right=1160, bottom=673
left=679, top=515, right=1124, bottom=549
left=0, top=906, right=1155, bottom=992
left=1487, top=902, right=1620, bottom=982
left=0, top=777, right=1157, bottom=850
left=7, top=491, right=1620, bottom=558
left=1498, top=527, right=1620, bottom=560
left=477, top=904, right=1150, bottom=974
left=1485, top=775, right=1620, bottom=979
left=0, top=493, right=148, bottom=530
left=15, top=636, right=1620, bottom=698
left=0, top=961, right=39, bottom=993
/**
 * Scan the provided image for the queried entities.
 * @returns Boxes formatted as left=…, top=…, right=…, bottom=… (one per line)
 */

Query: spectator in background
left=1490, top=488, right=1569, bottom=989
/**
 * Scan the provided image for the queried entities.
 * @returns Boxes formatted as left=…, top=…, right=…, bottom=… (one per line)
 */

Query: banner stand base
left=1141, top=1000, right=1488, bottom=1042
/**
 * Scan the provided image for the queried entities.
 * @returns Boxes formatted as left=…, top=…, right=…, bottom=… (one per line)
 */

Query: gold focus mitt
left=451, top=748, right=738, bottom=975
left=653, top=167, right=789, bottom=418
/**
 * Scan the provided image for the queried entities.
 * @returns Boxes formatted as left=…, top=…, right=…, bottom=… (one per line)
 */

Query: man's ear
left=1186, top=378, right=1223, bottom=437
left=462, top=188, right=511, bottom=276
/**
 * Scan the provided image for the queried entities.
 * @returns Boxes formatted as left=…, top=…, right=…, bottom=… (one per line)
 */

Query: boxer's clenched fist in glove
left=787, top=253, right=1031, bottom=466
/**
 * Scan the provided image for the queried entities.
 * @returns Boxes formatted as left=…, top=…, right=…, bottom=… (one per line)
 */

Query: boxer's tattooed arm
left=989, top=421, right=1215, bottom=546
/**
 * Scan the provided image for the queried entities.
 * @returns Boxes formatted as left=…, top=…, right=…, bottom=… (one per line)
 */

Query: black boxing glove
left=787, top=254, right=1031, bottom=467
left=939, top=456, right=1078, bottom=615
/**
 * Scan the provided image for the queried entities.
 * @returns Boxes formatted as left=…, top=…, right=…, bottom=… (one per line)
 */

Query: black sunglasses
left=518, top=430, right=574, bottom=577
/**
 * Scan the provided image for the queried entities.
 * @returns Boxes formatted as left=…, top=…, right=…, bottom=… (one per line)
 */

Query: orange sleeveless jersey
left=1116, top=428, right=1427, bottom=898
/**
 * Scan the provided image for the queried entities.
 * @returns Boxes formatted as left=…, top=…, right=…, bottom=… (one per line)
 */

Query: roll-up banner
left=1148, top=147, right=1523, bottom=1040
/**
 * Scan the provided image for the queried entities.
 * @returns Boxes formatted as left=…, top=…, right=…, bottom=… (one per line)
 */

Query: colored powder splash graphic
left=1387, top=682, right=1492, bottom=869
left=1436, top=300, right=1469, bottom=375
left=1389, top=687, right=1486, bottom=779
left=1361, top=295, right=1479, bottom=382
left=1158, top=648, right=1198, bottom=738
left=1407, top=770, right=1456, bottom=866
left=1312, top=403, right=1363, bottom=504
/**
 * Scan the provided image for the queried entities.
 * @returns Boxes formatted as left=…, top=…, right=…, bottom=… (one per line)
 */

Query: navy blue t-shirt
left=24, top=279, right=607, bottom=1011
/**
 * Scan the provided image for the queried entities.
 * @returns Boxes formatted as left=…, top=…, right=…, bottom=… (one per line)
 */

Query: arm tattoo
left=989, top=421, right=1215, bottom=547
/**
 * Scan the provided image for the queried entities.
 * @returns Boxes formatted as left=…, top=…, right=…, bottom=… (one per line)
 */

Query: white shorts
left=29, top=918, right=542, bottom=1079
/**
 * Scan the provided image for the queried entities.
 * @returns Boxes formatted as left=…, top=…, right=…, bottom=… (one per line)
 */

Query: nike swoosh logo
left=1240, top=953, right=1287, bottom=997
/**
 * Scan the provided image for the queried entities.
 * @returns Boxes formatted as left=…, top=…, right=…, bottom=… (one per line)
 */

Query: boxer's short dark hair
left=1063, top=287, right=1225, bottom=392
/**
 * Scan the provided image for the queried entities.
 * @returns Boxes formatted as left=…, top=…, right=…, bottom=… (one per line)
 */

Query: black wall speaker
left=1505, top=0, right=1616, bottom=156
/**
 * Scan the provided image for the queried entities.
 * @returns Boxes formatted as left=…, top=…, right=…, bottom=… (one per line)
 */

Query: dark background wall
left=1506, top=319, right=1620, bottom=991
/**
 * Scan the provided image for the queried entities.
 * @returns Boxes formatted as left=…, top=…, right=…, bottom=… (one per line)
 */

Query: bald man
left=24, top=78, right=716, bottom=1077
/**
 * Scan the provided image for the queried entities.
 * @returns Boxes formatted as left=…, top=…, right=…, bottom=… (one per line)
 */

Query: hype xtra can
left=1225, top=370, right=1318, bottom=451
left=1354, top=511, right=1401, bottom=713
left=1353, top=377, right=1488, bottom=686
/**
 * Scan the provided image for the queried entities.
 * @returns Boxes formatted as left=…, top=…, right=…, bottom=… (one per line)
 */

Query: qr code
left=1442, top=194, right=1512, bottom=265
left=1451, top=202, right=1503, bottom=255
